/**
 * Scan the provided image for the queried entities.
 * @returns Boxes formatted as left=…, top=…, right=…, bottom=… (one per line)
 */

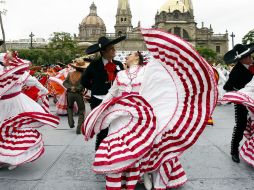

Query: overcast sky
left=1, top=0, right=254, bottom=49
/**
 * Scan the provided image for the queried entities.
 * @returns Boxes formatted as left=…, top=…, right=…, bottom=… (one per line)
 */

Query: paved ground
left=0, top=102, right=254, bottom=190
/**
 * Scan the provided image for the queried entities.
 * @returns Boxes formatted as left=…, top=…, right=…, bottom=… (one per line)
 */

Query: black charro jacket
left=223, top=62, right=253, bottom=92
left=81, top=58, right=124, bottom=96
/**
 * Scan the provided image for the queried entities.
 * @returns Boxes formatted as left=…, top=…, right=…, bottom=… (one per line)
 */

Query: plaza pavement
left=0, top=102, right=253, bottom=190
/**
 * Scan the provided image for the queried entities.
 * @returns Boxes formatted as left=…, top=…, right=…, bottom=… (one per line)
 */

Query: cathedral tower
left=155, top=0, right=196, bottom=42
left=115, top=0, right=133, bottom=36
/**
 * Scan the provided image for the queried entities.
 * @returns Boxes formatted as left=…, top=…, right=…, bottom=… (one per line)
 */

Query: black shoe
left=231, top=154, right=240, bottom=163
left=76, top=127, right=81, bottom=134
left=70, top=125, right=75, bottom=129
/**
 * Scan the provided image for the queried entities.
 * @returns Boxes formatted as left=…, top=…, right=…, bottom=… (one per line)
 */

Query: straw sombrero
left=71, top=58, right=90, bottom=69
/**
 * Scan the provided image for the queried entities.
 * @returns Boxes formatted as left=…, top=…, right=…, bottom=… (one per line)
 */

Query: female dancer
left=0, top=52, right=59, bottom=170
left=82, top=29, right=217, bottom=190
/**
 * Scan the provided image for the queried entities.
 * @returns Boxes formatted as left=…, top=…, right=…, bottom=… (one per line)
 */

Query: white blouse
left=103, top=65, right=145, bottom=102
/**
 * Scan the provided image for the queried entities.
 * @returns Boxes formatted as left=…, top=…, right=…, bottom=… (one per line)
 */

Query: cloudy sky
left=1, top=0, right=254, bottom=48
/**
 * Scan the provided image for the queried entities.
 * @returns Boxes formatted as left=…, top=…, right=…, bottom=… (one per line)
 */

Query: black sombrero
left=223, top=43, right=254, bottom=64
left=85, top=35, right=126, bottom=55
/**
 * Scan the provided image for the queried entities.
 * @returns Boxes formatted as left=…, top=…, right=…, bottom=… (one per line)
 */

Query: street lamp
left=230, top=32, right=235, bottom=48
left=29, top=32, right=35, bottom=48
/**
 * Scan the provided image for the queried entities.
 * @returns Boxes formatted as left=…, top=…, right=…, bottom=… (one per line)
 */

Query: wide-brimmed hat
left=223, top=43, right=254, bottom=64
left=70, top=58, right=90, bottom=69
left=85, top=35, right=126, bottom=54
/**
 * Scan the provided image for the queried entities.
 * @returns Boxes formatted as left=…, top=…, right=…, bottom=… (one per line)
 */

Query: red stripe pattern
left=83, top=93, right=157, bottom=173
left=0, top=64, right=29, bottom=96
left=1, top=56, right=60, bottom=166
left=82, top=28, right=217, bottom=189
left=222, top=91, right=254, bottom=167
left=0, top=112, right=59, bottom=165
left=40, top=95, right=50, bottom=113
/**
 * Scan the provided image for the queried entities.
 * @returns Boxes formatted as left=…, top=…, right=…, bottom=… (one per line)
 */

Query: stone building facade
left=78, top=0, right=228, bottom=55
left=78, top=2, right=106, bottom=42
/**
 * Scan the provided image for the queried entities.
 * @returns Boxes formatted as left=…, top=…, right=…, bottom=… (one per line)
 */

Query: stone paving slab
left=181, top=145, right=250, bottom=180
left=0, top=146, right=65, bottom=180
left=39, top=128, right=77, bottom=146
left=42, top=145, right=103, bottom=182
left=34, top=180, right=106, bottom=190
left=184, top=178, right=254, bottom=190
left=0, top=179, right=37, bottom=190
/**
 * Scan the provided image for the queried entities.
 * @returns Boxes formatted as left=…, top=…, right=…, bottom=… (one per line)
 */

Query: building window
left=174, top=27, right=181, bottom=37
left=216, top=45, right=221, bottom=53
left=174, top=12, right=179, bottom=19
left=118, top=31, right=122, bottom=36
left=183, top=29, right=189, bottom=40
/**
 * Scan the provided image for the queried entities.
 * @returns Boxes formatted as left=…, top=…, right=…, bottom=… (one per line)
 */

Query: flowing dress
left=221, top=78, right=254, bottom=167
left=0, top=57, right=59, bottom=167
left=82, top=28, right=218, bottom=189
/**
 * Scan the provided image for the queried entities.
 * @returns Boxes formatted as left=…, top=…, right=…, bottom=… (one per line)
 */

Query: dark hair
left=137, top=51, right=144, bottom=65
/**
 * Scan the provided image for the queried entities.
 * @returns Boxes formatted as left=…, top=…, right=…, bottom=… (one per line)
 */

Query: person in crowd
left=223, top=43, right=254, bottom=163
left=81, top=35, right=126, bottom=149
left=0, top=51, right=59, bottom=170
left=63, top=58, right=90, bottom=134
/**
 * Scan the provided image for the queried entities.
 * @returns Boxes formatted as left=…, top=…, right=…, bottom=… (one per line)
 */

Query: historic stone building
left=115, top=0, right=133, bottom=35
left=78, top=2, right=106, bottom=41
left=154, top=0, right=228, bottom=55
left=78, top=0, right=228, bottom=55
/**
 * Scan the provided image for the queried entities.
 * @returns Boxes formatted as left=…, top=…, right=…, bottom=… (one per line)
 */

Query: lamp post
left=230, top=32, right=235, bottom=48
left=0, top=0, right=6, bottom=52
left=29, top=32, right=35, bottom=48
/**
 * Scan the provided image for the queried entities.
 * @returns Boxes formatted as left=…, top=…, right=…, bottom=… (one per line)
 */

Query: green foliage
left=16, top=32, right=84, bottom=66
left=196, top=46, right=217, bottom=63
left=48, top=32, right=76, bottom=49
left=242, top=29, right=254, bottom=45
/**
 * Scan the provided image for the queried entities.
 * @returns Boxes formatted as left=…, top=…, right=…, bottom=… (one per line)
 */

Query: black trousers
left=231, top=104, right=248, bottom=155
left=90, top=96, right=109, bottom=151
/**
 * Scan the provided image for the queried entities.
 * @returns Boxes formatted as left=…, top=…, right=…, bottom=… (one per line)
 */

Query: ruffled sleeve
left=102, top=75, right=119, bottom=103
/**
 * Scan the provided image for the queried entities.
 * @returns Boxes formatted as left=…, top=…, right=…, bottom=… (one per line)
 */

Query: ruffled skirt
left=0, top=93, right=59, bottom=166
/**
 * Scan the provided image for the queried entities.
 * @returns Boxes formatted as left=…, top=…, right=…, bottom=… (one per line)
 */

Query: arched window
left=118, top=31, right=123, bottom=36
left=174, top=27, right=181, bottom=37
left=183, top=29, right=189, bottom=40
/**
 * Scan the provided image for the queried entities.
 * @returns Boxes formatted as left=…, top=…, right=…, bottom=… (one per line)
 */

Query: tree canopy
left=196, top=46, right=218, bottom=64
left=242, top=29, right=254, bottom=45
left=16, top=32, right=83, bottom=66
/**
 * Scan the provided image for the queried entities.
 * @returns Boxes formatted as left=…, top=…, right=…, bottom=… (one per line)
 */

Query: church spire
left=115, top=0, right=133, bottom=35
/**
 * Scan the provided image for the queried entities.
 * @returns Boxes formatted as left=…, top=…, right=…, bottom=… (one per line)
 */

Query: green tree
left=48, top=32, right=81, bottom=65
left=196, top=46, right=217, bottom=64
left=242, top=29, right=254, bottom=45
left=12, top=32, right=82, bottom=66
